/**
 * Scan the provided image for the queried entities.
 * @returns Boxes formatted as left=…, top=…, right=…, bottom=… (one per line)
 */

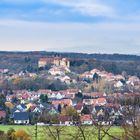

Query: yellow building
left=38, top=57, right=70, bottom=68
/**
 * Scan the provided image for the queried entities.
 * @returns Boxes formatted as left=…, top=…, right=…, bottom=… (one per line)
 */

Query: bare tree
left=43, top=125, right=66, bottom=140
left=92, top=120, right=121, bottom=140
left=119, top=94, right=140, bottom=140
left=69, top=125, right=92, bottom=140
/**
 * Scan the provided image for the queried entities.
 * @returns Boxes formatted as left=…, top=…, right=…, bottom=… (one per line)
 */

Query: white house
left=14, top=112, right=29, bottom=124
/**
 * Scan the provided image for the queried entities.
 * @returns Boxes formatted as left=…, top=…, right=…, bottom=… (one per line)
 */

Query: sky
left=0, top=0, right=140, bottom=54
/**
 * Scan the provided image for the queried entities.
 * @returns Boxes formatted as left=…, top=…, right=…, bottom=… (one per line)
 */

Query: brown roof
left=83, top=92, right=103, bottom=98
left=52, top=99, right=72, bottom=106
left=59, top=116, right=72, bottom=122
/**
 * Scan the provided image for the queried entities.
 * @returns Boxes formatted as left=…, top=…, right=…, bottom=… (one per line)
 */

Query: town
left=0, top=56, right=139, bottom=129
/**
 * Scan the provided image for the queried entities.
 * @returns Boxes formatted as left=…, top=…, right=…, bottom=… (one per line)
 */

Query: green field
left=0, top=125, right=123, bottom=140
left=0, top=125, right=34, bottom=132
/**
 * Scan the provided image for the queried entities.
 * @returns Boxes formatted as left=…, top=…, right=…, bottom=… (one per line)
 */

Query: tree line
left=0, top=77, right=68, bottom=91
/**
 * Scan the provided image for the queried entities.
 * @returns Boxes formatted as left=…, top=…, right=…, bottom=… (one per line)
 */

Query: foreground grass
left=0, top=125, right=123, bottom=140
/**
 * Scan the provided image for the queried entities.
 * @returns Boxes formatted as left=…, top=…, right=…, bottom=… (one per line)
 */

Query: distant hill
left=48, top=52, right=140, bottom=61
left=0, top=51, right=140, bottom=77
left=0, top=51, right=139, bottom=61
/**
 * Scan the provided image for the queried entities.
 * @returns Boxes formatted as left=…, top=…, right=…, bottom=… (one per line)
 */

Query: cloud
left=0, top=0, right=114, bottom=17
left=0, top=0, right=38, bottom=4
left=0, top=19, right=140, bottom=54
left=1, top=0, right=140, bottom=23
left=1, top=19, right=140, bottom=31
left=42, top=0, right=114, bottom=17
left=0, top=1, right=139, bottom=54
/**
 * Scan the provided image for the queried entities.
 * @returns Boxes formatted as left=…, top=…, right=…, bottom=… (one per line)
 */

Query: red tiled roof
left=52, top=99, right=72, bottom=106
left=22, top=93, right=30, bottom=99
left=75, top=103, right=83, bottom=110
left=80, top=114, right=92, bottom=121
left=97, top=98, right=107, bottom=104
left=0, top=111, right=6, bottom=118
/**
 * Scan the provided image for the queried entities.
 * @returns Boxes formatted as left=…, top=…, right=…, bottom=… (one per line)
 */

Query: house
left=48, top=66, right=70, bottom=76
left=0, top=111, right=6, bottom=119
left=6, top=95, right=15, bottom=102
left=74, top=103, right=84, bottom=113
left=38, top=57, right=54, bottom=68
left=91, top=106, right=104, bottom=115
left=93, top=98, right=107, bottom=106
left=49, top=92, right=65, bottom=99
left=83, top=92, right=104, bottom=99
left=114, top=75, right=125, bottom=80
left=65, top=89, right=78, bottom=99
left=80, top=71, right=93, bottom=79
left=10, top=107, right=22, bottom=118
left=21, top=93, right=30, bottom=100
left=49, top=66, right=64, bottom=76
left=52, top=99, right=72, bottom=108
left=29, top=73, right=37, bottom=78
left=114, top=81, right=124, bottom=88
left=0, top=69, right=9, bottom=74
left=14, top=112, right=29, bottom=124
left=58, top=76, right=71, bottom=84
left=47, top=106, right=58, bottom=115
left=80, top=114, right=93, bottom=125
left=59, top=116, right=73, bottom=126
left=90, top=69, right=100, bottom=75
left=37, top=89, right=52, bottom=98
left=97, top=109, right=104, bottom=117
left=38, top=57, right=70, bottom=68
left=127, top=76, right=140, bottom=86
left=5, top=102, right=14, bottom=109
left=128, top=76, right=140, bottom=83
left=32, top=107, right=42, bottom=113
left=83, top=99, right=93, bottom=105
left=16, top=104, right=27, bottom=112
left=26, top=103, right=35, bottom=110
left=83, top=98, right=107, bottom=106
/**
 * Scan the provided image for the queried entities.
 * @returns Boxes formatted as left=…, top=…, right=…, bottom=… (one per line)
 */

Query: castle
left=38, top=57, right=70, bottom=68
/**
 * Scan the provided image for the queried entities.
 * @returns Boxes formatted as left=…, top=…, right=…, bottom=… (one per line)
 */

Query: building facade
left=38, top=57, right=70, bottom=68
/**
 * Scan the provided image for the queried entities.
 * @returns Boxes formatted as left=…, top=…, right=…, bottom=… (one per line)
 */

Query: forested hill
left=45, top=52, right=140, bottom=61
left=0, top=51, right=139, bottom=61
left=0, top=51, right=140, bottom=77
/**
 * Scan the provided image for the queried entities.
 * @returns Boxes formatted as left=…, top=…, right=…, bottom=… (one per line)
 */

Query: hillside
left=0, top=51, right=140, bottom=77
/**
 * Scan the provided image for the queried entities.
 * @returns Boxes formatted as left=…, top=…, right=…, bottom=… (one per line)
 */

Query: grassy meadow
left=0, top=125, right=123, bottom=140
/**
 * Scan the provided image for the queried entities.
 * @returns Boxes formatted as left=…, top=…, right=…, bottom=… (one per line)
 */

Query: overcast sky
left=0, top=0, right=140, bottom=54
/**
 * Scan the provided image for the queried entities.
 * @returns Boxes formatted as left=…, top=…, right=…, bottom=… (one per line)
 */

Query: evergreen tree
left=58, top=104, right=62, bottom=113
left=40, top=94, right=48, bottom=103
left=81, top=106, right=90, bottom=114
